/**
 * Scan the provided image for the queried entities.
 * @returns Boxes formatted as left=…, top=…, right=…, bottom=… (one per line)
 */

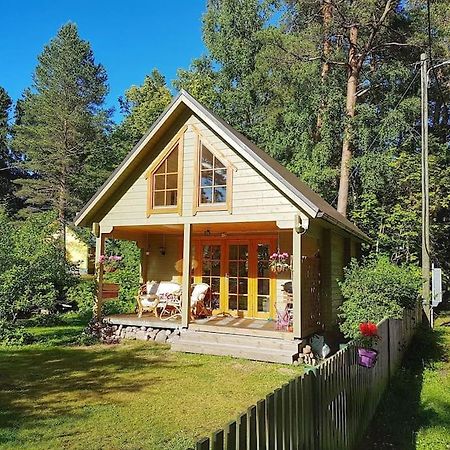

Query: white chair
left=157, top=281, right=183, bottom=321
left=137, top=281, right=182, bottom=319
left=190, top=283, right=210, bottom=319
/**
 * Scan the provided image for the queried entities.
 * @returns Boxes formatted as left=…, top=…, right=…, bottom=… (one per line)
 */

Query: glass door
left=254, top=242, right=273, bottom=319
left=199, top=243, right=223, bottom=311
left=227, top=243, right=249, bottom=316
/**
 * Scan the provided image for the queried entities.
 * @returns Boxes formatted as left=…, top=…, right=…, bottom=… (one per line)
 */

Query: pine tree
left=13, top=23, right=111, bottom=241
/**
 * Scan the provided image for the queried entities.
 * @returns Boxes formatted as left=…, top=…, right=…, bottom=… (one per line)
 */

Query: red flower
left=359, top=321, right=378, bottom=337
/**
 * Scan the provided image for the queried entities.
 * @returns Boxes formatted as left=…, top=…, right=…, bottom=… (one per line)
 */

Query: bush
left=0, top=320, right=34, bottom=346
left=338, top=255, right=421, bottom=339
left=0, top=210, right=76, bottom=321
left=103, top=240, right=140, bottom=315
left=66, top=279, right=96, bottom=319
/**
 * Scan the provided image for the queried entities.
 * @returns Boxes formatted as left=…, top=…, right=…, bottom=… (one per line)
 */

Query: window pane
left=201, top=170, right=213, bottom=187
left=229, top=261, right=238, bottom=277
left=214, top=156, right=225, bottom=169
left=238, top=262, right=248, bottom=277
left=239, top=245, right=248, bottom=260
left=200, top=188, right=213, bottom=204
left=214, top=168, right=227, bottom=186
left=166, top=146, right=178, bottom=172
left=154, top=191, right=165, bottom=206
left=229, top=278, right=237, bottom=294
left=229, top=245, right=238, bottom=260
left=213, top=187, right=226, bottom=203
left=238, top=295, right=248, bottom=310
left=258, top=296, right=270, bottom=312
left=155, top=163, right=165, bottom=175
left=258, top=279, right=270, bottom=296
left=166, top=190, right=177, bottom=206
left=166, top=173, right=178, bottom=189
left=210, top=277, right=220, bottom=293
left=238, top=279, right=248, bottom=294
left=211, top=261, right=220, bottom=276
left=201, top=145, right=214, bottom=170
left=154, top=174, right=165, bottom=190
left=229, top=296, right=237, bottom=310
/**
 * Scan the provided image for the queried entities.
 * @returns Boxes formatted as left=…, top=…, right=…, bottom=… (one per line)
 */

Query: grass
left=358, top=313, right=450, bottom=450
left=0, top=321, right=302, bottom=450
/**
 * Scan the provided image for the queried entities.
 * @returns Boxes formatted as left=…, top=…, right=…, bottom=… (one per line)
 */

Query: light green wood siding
left=99, top=114, right=298, bottom=230
left=144, top=234, right=182, bottom=283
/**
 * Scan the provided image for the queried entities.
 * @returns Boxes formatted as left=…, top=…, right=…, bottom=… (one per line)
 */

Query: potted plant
left=98, top=254, right=123, bottom=273
left=356, top=321, right=380, bottom=368
left=269, top=251, right=291, bottom=273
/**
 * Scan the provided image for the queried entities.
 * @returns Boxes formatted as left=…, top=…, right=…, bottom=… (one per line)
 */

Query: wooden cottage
left=75, top=91, right=368, bottom=363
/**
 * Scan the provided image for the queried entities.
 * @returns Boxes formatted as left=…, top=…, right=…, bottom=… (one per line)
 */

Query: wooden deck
left=103, top=313, right=293, bottom=339
left=190, top=316, right=293, bottom=340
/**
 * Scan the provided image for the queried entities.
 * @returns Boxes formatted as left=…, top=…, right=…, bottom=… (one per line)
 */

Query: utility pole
left=420, top=53, right=431, bottom=323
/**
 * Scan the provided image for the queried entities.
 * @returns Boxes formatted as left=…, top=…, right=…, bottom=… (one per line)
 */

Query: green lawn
left=358, top=313, right=450, bottom=450
left=0, top=323, right=301, bottom=450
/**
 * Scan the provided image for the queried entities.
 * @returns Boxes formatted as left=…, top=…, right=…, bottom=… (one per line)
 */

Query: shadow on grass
left=357, top=322, right=449, bottom=449
left=0, top=342, right=202, bottom=446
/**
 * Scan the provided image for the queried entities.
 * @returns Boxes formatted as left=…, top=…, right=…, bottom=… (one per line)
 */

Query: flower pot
left=357, top=348, right=378, bottom=368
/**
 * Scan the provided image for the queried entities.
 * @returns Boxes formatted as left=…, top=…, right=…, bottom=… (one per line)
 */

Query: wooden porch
left=104, top=313, right=294, bottom=340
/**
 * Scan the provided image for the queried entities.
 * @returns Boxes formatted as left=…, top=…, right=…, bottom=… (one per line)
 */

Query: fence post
left=387, top=318, right=391, bottom=381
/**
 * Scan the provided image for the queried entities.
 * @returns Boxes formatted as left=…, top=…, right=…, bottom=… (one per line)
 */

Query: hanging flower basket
left=269, top=251, right=291, bottom=273
left=357, top=347, right=378, bottom=368
left=98, top=254, right=123, bottom=273
left=356, top=321, right=380, bottom=369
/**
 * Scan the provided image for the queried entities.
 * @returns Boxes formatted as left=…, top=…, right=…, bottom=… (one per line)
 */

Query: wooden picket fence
left=195, top=306, right=421, bottom=450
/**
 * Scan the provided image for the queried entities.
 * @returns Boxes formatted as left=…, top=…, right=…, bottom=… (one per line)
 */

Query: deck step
left=171, top=330, right=303, bottom=364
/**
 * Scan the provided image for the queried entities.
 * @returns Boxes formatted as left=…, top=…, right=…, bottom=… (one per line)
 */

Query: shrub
left=66, top=279, right=96, bottom=319
left=103, top=240, right=140, bottom=315
left=0, top=320, right=34, bottom=346
left=0, top=210, right=76, bottom=321
left=338, top=255, right=421, bottom=339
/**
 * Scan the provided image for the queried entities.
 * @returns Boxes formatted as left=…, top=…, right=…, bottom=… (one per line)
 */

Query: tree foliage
left=176, top=0, right=450, bottom=281
left=13, top=23, right=113, bottom=231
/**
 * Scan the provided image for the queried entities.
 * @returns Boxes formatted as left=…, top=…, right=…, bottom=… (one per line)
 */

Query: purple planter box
left=357, top=348, right=378, bottom=368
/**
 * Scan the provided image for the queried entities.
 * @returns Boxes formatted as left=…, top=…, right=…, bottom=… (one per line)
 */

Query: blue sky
left=1, top=0, right=207, bottom=121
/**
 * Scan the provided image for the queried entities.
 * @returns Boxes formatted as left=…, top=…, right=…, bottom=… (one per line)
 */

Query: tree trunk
left=315, top=0, right=333, bottom=140
left=337, top=24, right=360, bottom=217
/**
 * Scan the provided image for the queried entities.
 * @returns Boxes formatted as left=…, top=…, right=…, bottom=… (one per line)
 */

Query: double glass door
left=195, top=237, right=275, bottom=319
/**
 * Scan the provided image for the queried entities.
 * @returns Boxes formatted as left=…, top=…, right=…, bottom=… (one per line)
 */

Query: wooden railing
left=195, top=306, right=421, bottom=450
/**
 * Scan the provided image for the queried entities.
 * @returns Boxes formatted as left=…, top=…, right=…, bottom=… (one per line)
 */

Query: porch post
left=292, top=227, right=302, bottom=338
left=94, top=233, right=106, bottom=320
left=181, top=223, right=192, bottom=328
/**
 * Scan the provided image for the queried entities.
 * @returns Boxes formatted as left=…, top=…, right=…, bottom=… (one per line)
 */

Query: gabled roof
left=75, top=90, right=368, bottom=241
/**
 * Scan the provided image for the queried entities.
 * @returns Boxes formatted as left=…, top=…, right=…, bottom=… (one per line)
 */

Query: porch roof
left=74, top=90, right=369, bottom=242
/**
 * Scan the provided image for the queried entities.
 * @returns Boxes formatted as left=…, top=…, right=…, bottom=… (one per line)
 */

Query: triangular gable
left=74, top=90, right=368, bottom=241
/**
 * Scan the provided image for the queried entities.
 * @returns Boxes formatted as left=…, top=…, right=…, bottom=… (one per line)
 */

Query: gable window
left=148, top=140, right=183, bottom=215
left=195, top=142, right=231, bottom=213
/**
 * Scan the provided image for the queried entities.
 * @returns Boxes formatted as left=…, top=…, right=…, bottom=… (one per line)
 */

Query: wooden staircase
left=171, top=330, right=303, bottom=364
